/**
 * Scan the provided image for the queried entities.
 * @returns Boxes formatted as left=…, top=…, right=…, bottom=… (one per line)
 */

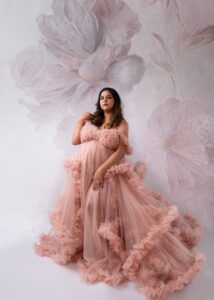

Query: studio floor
left=0, top=231, right=213, bottom=300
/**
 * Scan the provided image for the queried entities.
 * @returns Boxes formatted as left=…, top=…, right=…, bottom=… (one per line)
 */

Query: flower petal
left=12, top=47, right=81, bottom=104
left=37, top=15, right=61, bottom=43
left=38, top=0, right=103, bottom=60
left=105, top=55, right=145, bottom=91
left=78, top=45, right=114, bottom=82
left=19, top=99, right=63, bottom=127
left=186, top=25, right=214, bottom=50
left=146, top=98, right=214, bottom=194
left=92, top=0, right=141, bottom=45
left=11, top=47, right=45, bottom=90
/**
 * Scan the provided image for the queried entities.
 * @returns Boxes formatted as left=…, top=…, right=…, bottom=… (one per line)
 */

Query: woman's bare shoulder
left=80, top=111, right=92, bottom=118
left=117, top=119, right=129, bottom=136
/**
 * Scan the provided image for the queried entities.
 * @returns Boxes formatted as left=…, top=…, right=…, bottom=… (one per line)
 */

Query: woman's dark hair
left=88, top=87, right=126, bottom=128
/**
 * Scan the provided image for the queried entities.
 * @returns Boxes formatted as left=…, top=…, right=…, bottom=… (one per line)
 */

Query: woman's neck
left=103, top=112, right=112, bottom=123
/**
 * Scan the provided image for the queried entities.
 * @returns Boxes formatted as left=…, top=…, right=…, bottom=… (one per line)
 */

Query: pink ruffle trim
left=33, top=159, right=83, bottom=265
left=116, top=130, right=133, bottom=155
left=77, top=258, right=126, bottom=286
left=33, top=159, right=206, bottom=300
left=122, top=206, right=180, bottom=280
left=82, top=162, right=205, bottom=299
left=141, top=250, right=205, bottom=300
left=98, top=218, right=127, bottom=261
left=105, top=161, right=147, bottom=184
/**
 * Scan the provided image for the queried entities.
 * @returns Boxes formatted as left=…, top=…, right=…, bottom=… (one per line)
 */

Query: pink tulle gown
left=33, top=121, right=206, bottom=300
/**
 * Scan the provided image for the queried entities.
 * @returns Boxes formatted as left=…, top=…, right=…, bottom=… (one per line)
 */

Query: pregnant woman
left=33, top=87, right=205, bottom=300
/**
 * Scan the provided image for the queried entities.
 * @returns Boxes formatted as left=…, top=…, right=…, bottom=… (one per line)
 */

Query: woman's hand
left=92, top=167, right=106, bottom=191
left=72, top=112, right=91, bottom=145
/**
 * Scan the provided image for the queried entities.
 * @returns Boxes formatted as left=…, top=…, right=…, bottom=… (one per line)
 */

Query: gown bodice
left=80, top=121, right=133, bottom=155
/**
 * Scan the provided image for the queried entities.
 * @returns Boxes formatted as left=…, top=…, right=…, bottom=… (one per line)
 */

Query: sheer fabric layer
left=33, top=121, right=205, bottom=300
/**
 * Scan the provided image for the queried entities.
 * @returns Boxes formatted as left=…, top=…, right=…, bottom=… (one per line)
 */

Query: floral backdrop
left=1, top=0, right=214, bottom=247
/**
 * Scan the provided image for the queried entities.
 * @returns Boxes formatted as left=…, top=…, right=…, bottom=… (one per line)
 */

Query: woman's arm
left=71, top=112, right=91, bottom=145
left=92, top=121, right=129, bottom=190
left=99, top=125, right=128, bottom=172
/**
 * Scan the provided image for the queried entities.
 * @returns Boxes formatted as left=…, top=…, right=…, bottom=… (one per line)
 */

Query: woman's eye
left=100, top=96, right=112, bottom=100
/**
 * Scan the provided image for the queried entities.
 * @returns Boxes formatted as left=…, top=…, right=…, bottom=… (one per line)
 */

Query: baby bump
left=79, top=141, right=114, bottom=174
left=77, top=141, right=114, bottom=208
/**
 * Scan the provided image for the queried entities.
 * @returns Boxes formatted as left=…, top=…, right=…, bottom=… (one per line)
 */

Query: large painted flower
left=11, top=47, right=81, bottom=127
left=144, top=98, right=214, bottom=195
left=12, top=0, right=144, bottom=147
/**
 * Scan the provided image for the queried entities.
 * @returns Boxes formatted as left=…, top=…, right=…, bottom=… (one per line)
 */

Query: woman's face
left=99, top=90, right=115, bottom=112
